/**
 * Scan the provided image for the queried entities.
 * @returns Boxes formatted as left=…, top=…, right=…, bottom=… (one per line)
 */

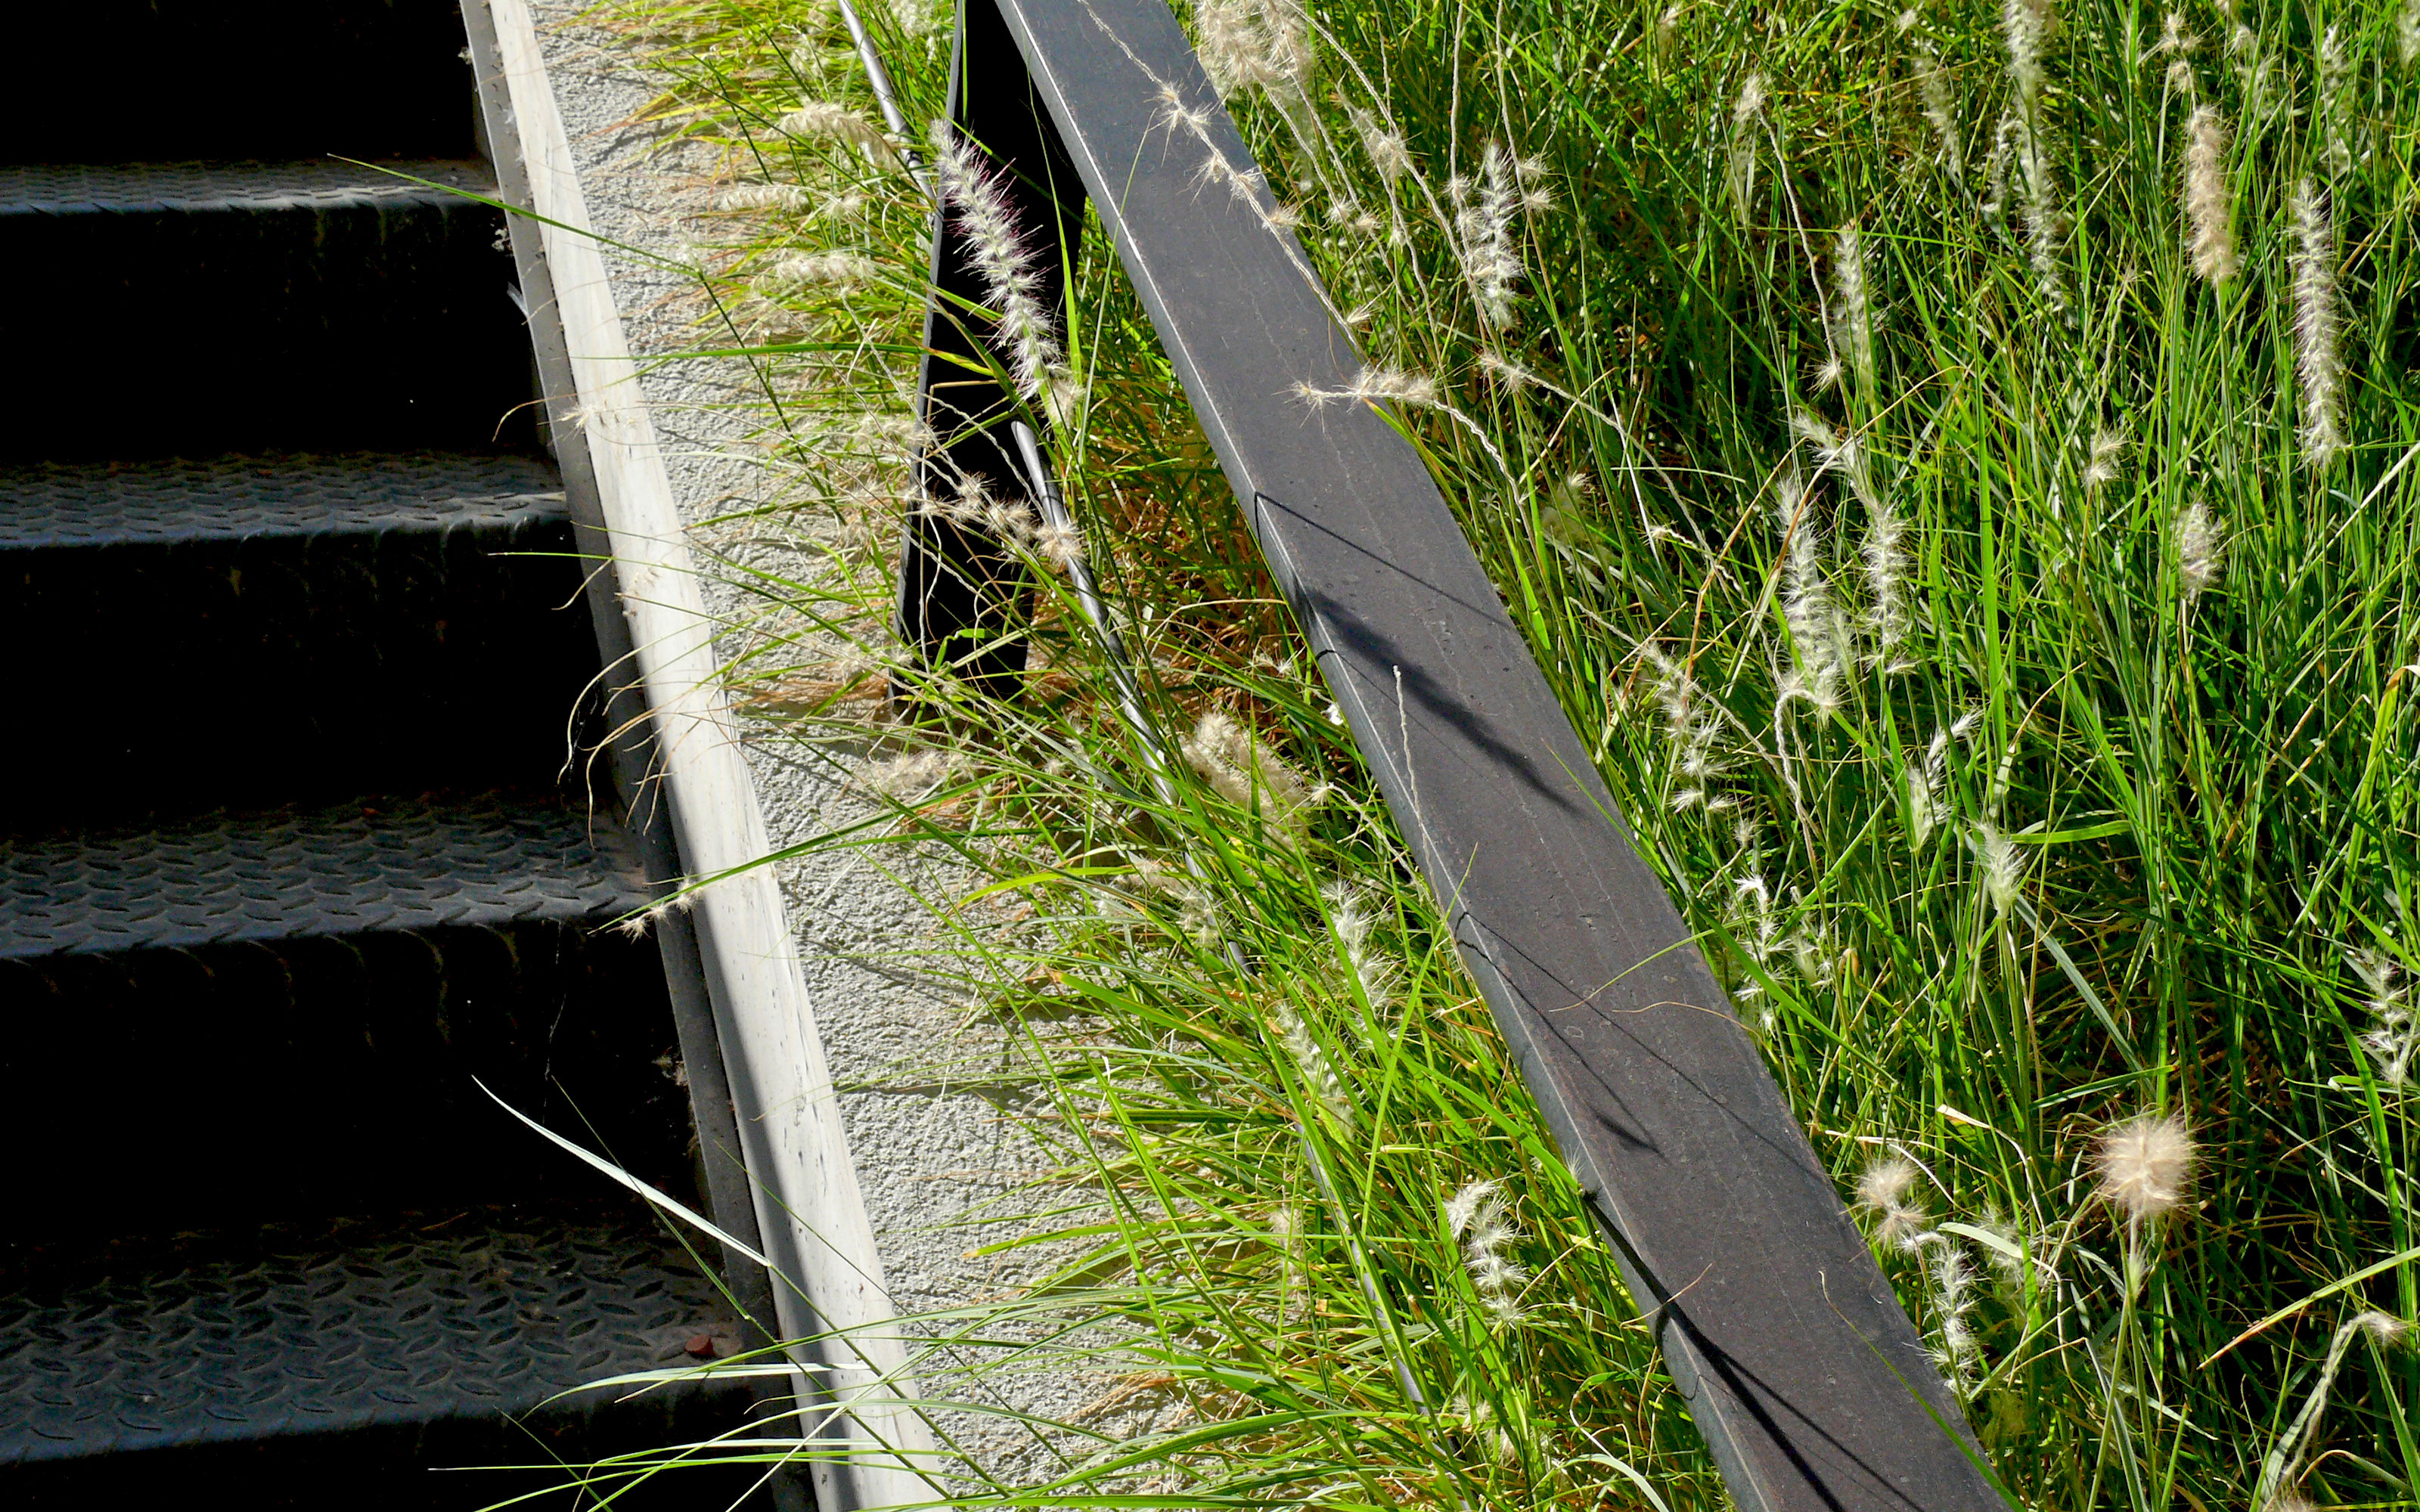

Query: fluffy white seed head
left=1270, top=1002, right=1353, bottom=1127
left=1181, top=710, right=1320, bottom=835
left=1452, top=143, right=1526, bottom=327
left=1351, top=107, right=1413, bottom=183
left=1733, top=72, right=1768, bottom=126
left=2320, top=26, right=2354, bottom=181
left=929, top=119, right=1075, bottom=413
left=2174, top=498, right=2224, bottom=612
left=2352, top=947, right=2415, bottom=1087
left=1930, top=1241, right=1981, bottom=1388
left=718, top=181, right=814, bottom=212
left=2404, top=2, right=2420, bottom=70
left=1446, top=1179, right=1529, bottom=1327
left=1197, top=0, right=1315, bottom=101
left=2084, top=426, right=2125, bottom=488
left=2183, top=106, right=2236, bottom=284
left=2003, top=0, right=2049, bottom=116
left=2292, top=178, right=2344, bottom=469
left=2096, top=1111, right=2196, bottom=1225
left=1033, top=519, right=1085, bottom=573
left=1834, top=222, right=1876, bottom=394
left=1323, top=881, right=1401, bottom=1006
left=1295, top=365, right=1440, bottom=411
left=777, top=100, right=895, bottom=160
left=2357, top=1310, right=2412, bottom=1346
left=1978, top=822, right=2024, bottom=915
left=1856, top=1156, right=1932, bottom=1250
left=1913, top=44, right=1963, bottom=183
left=753, top=249, right=882, bottom=296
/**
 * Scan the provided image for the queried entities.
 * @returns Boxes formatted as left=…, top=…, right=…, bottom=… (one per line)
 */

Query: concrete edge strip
left=482, top=2, right=935, bottom=1503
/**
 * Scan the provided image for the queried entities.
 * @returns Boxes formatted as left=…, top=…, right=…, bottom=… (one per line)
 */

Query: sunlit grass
left=551, top=0, right=2420, bottom=1505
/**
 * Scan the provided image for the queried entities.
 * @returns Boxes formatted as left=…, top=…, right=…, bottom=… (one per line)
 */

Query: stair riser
left=7, top=5, right=479, bottom=165
left=4, top=519, right=598, bottom=823
left=0, top=195, right=532, bottom=460
left=0, top=922, right=693, bottom=1235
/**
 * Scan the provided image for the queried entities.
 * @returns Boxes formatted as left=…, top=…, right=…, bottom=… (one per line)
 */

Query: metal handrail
left=895, top=1, right=2005, bottom=1507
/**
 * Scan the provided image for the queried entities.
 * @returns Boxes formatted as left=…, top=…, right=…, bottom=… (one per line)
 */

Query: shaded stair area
left=0, top=5, right=782, bottom=1505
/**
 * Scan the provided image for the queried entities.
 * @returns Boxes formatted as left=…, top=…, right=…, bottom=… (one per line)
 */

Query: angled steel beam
left=896, top=0, right=1089, bottom=702
left=918, top=1, right=2006, bottom=1507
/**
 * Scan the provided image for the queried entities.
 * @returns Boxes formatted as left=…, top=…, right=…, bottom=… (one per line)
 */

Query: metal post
left=894, top=0, right=1089, bottom=708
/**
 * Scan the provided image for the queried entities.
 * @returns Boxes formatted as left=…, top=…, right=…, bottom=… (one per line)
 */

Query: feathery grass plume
left=2001, top=0, right=2065, bottom=309
left=2291, top=178, right=2344, bottom=469
left=1032, top=518, right=1084, bottom=573
left=1862, top=493, right=1910, bottom=668
left=1976, top=822, right=2024, bottom=914
left=2351, top=947, right=2416, bottom=1087
left=1180, top=708, right=1320, bottom=834
left=777, top=99, right=896, bottom=161
left=1645, top=645, right=1729, bottom=807
left=2358, top=1310, right=2413, bottom=1346
left=1928, top=1241, right=1982, bottom=1390
left=1323, top=881, right=1401, bottom=1007
left=2096, top=1111, right=2196, bottom=1225
left=1450, top=143, right=1525, bottom=327
left=2083, top=424, right=2125, bottom=488
left=753, top=249, right=882, bottom=295
left=2003, top=0, right=2048, bottom=116
left=1196, top=0, right=1315, bottom=101
left=1653, top=5, right=1682, bottom=67
left=1348, top=107, right=1410, bottom=183
left=1907, top=727, right=1950, bottom=852
left=1294, top=365, right=1440, bottom=409
left=1733, top=70, right=1768, bottom=125
left=928, top=119, right=1079, bottom=422
left=2406, top=2, right=2420, bottom=69
left=864, top=746, right=958, bottom=799
left=2182, top=105, right=2236, bottom=283
left=2173, top=497, right=2224, bottom=612
left=1728, top=72, right=1767, bottom=221
left=2151, top=11, right=2197, bottom=96
left=2320, top=26, right=2353, bottom=181
left=716, top=181, right=814, bottom=212
left=1774, top=467, right=1849, bottom=716
left=1911, top=42, right=1964, bottom=183
left=1856, top=1155, right=1933, bottom=1251
left=1833, top=222, right=1876, bottom=395
left=1270, top=1002, right=1354, bottom=1127
left=1446, top=1179, right=1531, bottom=1326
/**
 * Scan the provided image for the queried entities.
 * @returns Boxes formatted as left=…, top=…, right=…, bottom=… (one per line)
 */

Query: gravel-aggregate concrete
left=523, top=5, right=1162, bottom=1486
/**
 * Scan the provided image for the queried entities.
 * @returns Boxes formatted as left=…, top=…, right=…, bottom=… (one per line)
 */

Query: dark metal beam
left=895, top=0, right=1089, bottom=704
left=957, top=1, right=2006, bottom=1506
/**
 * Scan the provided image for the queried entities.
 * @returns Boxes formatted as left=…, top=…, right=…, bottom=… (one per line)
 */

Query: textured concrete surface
left=523, top=5, right=1156, bottom=1488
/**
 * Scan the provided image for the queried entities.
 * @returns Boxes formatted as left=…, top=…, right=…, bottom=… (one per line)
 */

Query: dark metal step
left=0, top=449, right=563, bottom=550
left=0, top=454, right=594, bottom=826
left=0, top=164, right=532, bottom=460
left=0, top=797, right=693, bottom=1238
left=0, top=794, right=648, bottom=959
left=0, top=1201, right=758, bottom=1497
left=5, top=5, right=480, bottom=165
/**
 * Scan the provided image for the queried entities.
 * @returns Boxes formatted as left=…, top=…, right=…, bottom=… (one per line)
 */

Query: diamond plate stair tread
left=0, top=1203, right=738, bottom=1464
left=0, top=798, right=651, bottom=959
left=0, top=453, right=566, bottom=550
left=0, top=161, right=495, bottom=216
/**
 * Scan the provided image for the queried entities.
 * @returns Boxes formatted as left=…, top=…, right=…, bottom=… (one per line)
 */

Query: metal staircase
left=0, top=5, right=772, bottom=1504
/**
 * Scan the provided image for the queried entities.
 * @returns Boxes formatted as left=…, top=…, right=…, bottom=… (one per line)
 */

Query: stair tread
left=0, top=797, right=651, bottom=958
left=0, top=452, right=566, bottom=550
left=0, top=1201, right=739, bottom=1464
left=0, top=160, right=494, bottom=216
